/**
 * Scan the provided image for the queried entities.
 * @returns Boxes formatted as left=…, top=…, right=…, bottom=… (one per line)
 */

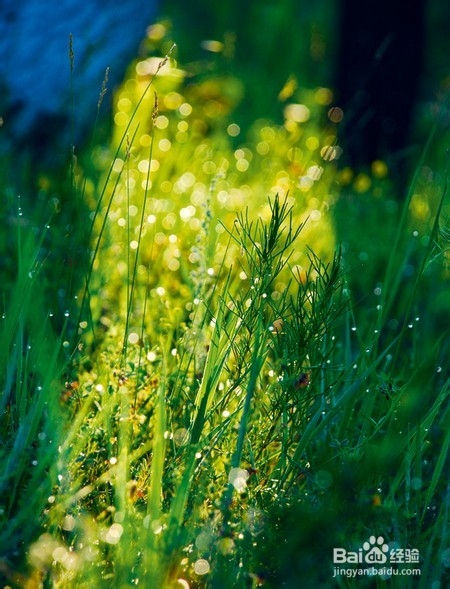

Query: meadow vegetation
left=0, top=23, right=449, bottom=589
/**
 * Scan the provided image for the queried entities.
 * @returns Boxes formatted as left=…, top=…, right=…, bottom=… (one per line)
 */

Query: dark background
left=160, top=0, right=449, bottom=187
left=1, top=0, right=448, bottom=173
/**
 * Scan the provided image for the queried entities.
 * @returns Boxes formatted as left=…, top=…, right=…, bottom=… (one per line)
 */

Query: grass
left=0, top=34, right=449, bottom=589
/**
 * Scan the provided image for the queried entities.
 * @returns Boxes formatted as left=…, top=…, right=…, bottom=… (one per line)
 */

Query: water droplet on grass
left=194, top=559, right=210, bottom=575
left=195, top=531, right=212, bottom=551
left=411, top=477, right=423, bottom=491
left=104, top=523, right=123, bottom=544
left=229, top=467, right=249, bottom=492
left=217, top=537, right=236, bottom=555
left=63, top=515, right=76, bottom=531
left=174, top=428, right=189, bottom=446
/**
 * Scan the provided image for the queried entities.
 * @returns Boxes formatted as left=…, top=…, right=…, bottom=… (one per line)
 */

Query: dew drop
left=194, top=559, right=210, bottom=575
left=411, top=478, right=423, bottom=491
left=229, top=467, right=249, bottom=492
left=63, top=515, right=76, bottom=531
left=105, top=523, right=123, bottom=545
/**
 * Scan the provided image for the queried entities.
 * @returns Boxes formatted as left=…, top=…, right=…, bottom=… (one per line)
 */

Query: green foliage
left=0, top=220, right=69, bottom=579
left=0, top=26, right=449, bottom=589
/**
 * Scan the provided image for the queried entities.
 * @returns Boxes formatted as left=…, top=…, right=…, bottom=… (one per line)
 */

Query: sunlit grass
left=78, top=42, right=347, bottom=356
left=0, top=27, right=449, bottom=589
